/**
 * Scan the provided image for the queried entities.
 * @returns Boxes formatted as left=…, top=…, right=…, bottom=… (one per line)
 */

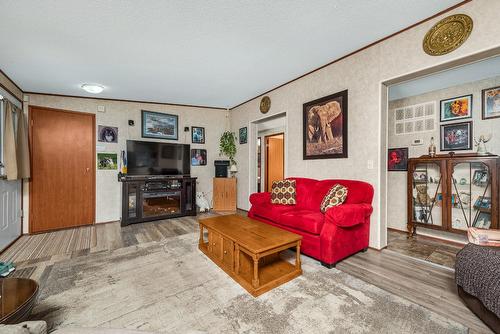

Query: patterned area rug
left=32, top=233, right=466, bottom=333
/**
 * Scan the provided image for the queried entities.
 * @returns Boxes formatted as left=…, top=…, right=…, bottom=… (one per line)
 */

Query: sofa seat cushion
left=278, top=210, right=324, bottom=235
left=251, top=202, right=296, bottom=222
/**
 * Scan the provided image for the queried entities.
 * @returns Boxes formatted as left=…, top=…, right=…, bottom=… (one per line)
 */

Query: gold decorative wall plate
left=423, top=14, right=473, bottom=56
left=260, top=96, right=271, bottom=113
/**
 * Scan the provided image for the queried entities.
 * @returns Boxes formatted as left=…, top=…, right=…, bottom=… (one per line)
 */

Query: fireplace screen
left=142, top=191, right=181, bottom=217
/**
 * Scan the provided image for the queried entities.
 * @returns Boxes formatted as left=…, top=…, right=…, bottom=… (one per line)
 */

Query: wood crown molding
left=0, top=69, right=24, bottom=103
left=229, top=0, right=473, bottom=110
left=25, top=91, right=228, bottom=110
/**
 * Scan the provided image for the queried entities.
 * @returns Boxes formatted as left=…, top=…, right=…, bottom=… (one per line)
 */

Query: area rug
left=32, top=233, right=467, bottom=333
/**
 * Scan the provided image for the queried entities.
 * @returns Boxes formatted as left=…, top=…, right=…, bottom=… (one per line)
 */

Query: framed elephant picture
left=303, top=90, right=348, bottom=159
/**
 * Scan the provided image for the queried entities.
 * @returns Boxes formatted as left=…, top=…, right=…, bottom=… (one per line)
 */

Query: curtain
left=2, top=100, right=30, bottom=180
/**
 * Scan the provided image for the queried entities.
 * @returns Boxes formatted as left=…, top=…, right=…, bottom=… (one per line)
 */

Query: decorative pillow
left=320, top=184, right=348, bottom=213
left=271, top=179, right=297, bottom=205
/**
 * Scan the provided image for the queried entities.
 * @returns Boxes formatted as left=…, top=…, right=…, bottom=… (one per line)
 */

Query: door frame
left=28, top=105, right=96, bottom=234
left=265, top=132, right=285, bottom=192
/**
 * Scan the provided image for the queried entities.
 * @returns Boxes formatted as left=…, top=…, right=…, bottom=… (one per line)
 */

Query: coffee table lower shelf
left=200, top=241, right=302, bottom=297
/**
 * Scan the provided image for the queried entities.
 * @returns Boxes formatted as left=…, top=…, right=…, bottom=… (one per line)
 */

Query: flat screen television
left=126, top=140, right=190, bottom=176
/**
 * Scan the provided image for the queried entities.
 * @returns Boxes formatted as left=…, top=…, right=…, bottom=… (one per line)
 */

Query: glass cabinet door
left=412, top=163, right=443, bottom=227
left=451, top=162, right=492, bottom=231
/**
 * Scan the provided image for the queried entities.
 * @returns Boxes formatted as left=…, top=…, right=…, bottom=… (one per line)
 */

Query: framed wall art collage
left=388, top=83, right=500, bottom=171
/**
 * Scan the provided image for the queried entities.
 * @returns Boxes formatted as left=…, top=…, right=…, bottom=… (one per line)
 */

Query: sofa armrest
left=325, top=203, right=373, bottom=227
left=249, top=192, right=271, bottom=205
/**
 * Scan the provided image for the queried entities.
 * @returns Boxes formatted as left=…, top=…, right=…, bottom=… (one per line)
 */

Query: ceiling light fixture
left=81, top=83, right=104, bottom=94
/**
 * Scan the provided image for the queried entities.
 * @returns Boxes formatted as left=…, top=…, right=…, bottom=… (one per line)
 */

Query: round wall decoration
left=423, top=14, right=473, bottom=56
left=259, top=96, right=271, bottom=114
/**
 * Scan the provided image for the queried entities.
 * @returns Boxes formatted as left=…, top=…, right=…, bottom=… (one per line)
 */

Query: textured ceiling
left=0, top=0, right=463, bottom=108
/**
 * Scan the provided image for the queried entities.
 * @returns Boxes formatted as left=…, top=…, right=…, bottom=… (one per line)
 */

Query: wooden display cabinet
left=407, top=153, right=499, bottom=236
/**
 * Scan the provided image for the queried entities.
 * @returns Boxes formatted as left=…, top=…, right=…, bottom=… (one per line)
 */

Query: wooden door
left=29, top=106, right=95, bottom=233
left=266, top=133, right=284, bottom=192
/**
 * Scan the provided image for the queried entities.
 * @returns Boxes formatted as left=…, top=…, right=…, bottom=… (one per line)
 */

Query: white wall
left=23, top=94, right=227, bottom=233
left=388, top=75, right=500, bottom=231
left=229, top=0, right=500, bottom=249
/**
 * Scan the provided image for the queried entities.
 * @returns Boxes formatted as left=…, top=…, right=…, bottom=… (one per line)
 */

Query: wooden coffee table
left=0, top=278, right=39, bottom=324
left=198, top=214, right=302, bottom=297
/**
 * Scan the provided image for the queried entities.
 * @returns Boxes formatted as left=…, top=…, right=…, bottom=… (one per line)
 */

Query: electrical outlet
left=97, top=105, right=106, bottom=113
left=367, top=160, right=374, bottom=169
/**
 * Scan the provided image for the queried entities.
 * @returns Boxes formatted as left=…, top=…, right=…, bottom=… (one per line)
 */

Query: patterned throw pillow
left=320, top=184, right=348, bottom=213
left=271, top=179, right=297, bottom=205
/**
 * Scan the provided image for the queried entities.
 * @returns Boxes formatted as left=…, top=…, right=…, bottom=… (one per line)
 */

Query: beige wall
left=229, top=0, right=500, bottom=249
left=23, top=94, right=227, bottom=233
left=388, top=75, right=500, bottom=232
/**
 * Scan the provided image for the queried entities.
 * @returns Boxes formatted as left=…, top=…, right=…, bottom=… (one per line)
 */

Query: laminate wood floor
left=0, top=213, right=491, bottom=333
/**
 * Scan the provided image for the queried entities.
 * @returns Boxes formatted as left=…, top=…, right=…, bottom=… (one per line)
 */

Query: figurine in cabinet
left=415, top=184, right=433, bottom=206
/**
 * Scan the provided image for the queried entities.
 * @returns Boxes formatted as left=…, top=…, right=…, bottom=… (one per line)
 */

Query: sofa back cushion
left=287, top=177, right=374, bottom=211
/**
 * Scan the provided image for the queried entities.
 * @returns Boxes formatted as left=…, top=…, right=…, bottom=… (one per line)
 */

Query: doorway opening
left=382, top=53, right=500, bottom=269
left=250, top=113, right=286, bottom=197
left=265, top=133, right=285, bottom=192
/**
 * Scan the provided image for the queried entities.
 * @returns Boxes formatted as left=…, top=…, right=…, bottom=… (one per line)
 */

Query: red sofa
left=248, top=177, right=374, bottom=268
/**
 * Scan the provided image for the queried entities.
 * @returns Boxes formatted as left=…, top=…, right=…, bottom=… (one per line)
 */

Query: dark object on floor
left=0, top=278, right=39, bottom=324
left=455, top=243, right=500, bottom=333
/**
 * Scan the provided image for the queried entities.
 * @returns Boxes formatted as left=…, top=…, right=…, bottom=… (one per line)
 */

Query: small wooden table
left=0, top=278, right=39, bottom=324
left=198, top=214, right=302, bottom=297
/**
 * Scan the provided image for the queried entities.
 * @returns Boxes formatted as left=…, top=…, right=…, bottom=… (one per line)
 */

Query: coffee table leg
left=198, top=224, right=204, bottom=247
left=252, top=255, right=259, bottom=288
left=295, top=241, right=301, bottom=270
left=235, top=244, right=240, bottom=274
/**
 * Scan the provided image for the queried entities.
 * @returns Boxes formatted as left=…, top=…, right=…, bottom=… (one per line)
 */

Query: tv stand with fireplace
left=119, top=175, right=197, bottom=226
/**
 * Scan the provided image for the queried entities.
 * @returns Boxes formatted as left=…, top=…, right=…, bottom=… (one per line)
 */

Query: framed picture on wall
left=191, top=126, right=205, bottom=144
left=239, top=127, right=247, bottom=144
left=440, top=94, right=472, bottom=122
left=97, top=125, right=118, bottom=143
left=191, top=149, right=207, bottom=166
left=97, top=153, right=118, bottom=170
left=141, top=110, right=178, bottom=140
left=387, top=147, right=408, bottom=171
left=482, top=85, right=500, bottom=120
left=440, top=121, right=472, bottom=151
left=303, top=89, right=348, bottom=159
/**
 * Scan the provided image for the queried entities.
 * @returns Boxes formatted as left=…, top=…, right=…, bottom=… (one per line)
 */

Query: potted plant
left=219, top=131, right=237, bottom=166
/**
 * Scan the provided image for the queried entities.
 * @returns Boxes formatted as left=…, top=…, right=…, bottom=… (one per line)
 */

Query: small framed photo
left=413, top=170, right=428, bottom=182
left=191, top=126, right=205, bottom=144
left=440, top=121, right=472, bottom=151
left=472, top=170, right=489, bottom=187
left=388, top=147, right=408, bottom=171
left=97, top=153, right=118, bottom=170
left=191, top=149, right=207, bottom=166
left=98, top=125, right=118, bottom=143
left=482, top=85, right=500, bottom=120
left=440, top=94, right=472, bottom=122
left=473, top=196, right=491, bottom=210
left=141, top=110, right=178, bottom=140
left=473, top=212, right=491, bottom=229
left=239, top=127, right=247, bottom=144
